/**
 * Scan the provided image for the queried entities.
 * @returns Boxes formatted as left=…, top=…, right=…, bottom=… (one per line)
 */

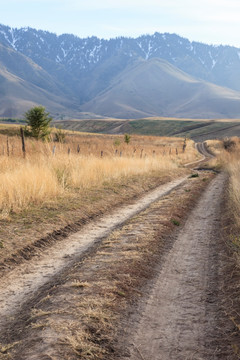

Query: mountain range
left=0, top=23, right=240, bottom=119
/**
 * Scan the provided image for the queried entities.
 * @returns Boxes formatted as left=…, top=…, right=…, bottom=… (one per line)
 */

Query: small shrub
left=223, top=138, right=236, bottom=152
left=24, top=106, right=52, bottom=140
left=114, top=138, right=121, bottom=146
left=189, top=173, right=199, bottom=178
left=124, top=134, right=131, bottom=145
left=55, top=127, right=66, bottom=143
left=171, top=218, right=180, bottom=226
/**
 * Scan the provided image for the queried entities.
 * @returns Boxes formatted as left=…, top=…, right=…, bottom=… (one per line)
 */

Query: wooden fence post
left=6, top=137, right=9, bottom=157
left=20, top=128, right=26, bottom=158
left=183, top=138, right=187, bottom=153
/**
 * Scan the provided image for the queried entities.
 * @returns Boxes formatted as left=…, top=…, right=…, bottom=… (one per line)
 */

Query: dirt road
left=0, top=176, right=188, bottom=331
left=0, top=143, right=236, bottom=359
left=196, top=141, right=214, bottom=158
left=124, top=173, right=230, bottom=360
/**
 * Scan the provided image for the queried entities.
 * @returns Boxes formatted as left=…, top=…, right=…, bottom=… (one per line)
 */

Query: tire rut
left=125, top=173, right=230, bottom=360
left=0, top=175, right=188, bottom=331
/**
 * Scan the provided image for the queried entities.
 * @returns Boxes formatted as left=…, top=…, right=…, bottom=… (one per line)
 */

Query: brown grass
left=211, top=138, right=240, bottom=231
left=209, top=137, right=240, bottom=352
left=0, top=130, right=199, bottom=219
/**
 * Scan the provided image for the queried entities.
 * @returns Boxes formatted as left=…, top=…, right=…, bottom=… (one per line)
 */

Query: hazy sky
left=1, top=0, right=240, bottom=46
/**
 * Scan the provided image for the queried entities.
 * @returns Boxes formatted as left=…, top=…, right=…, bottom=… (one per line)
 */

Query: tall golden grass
left=208, top=138, right=240, bottom=237
left=218, top=139, right=240, bottom=228
left=0, top=131, right=199, bottom=218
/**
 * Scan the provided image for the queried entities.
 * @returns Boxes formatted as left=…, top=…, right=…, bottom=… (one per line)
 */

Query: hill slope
left=0, top=43, right=82, bottom=118
left=81, top=58, right=240, bottom=119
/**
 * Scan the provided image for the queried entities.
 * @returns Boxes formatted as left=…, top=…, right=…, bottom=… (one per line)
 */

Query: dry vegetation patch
left=208, top=137, right=240, bottom=355
left=0, top=129, right=199, bottom=269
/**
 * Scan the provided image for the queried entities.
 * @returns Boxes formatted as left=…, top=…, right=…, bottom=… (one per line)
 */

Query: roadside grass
left=0, top=130, right=199, bottom=221
left=214, top=138, right=240, bottom=237
left=0, top=128, right=203, bottom=269
left=205, top=139, right=225, bottom=169
left=207, top=139, right=240, bottom=234
left=209, top=137, right=240, bottom=351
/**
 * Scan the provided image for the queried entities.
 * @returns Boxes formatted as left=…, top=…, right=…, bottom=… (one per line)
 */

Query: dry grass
left=70, top=281, right=91, bottom=288
left=212, top=138, right=240, bottom=230
left=209, top=137, right=240, bottom=355
left=0, top=130, right=199, bottom=219
left=207, top=139, right=240, bottom=229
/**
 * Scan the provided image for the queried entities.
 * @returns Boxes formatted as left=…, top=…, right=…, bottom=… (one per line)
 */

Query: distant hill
left=1, top=24, right=240, bottom=119
left=0, top=43, right=83, bottom=118
left=82, top=58, right=240, bottom=119
left=54, top=118, right=240, bottom=141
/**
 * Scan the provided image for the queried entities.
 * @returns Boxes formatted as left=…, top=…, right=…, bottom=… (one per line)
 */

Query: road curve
left=196, top=141, right=214, bottom=159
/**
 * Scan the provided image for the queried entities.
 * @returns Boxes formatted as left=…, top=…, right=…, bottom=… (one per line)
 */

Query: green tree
left=24, top=106, right=52, bottom=140
left=124, top=133, right=131, bottom=145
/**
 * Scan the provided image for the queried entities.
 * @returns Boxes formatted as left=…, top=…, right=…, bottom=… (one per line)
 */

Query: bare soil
left=122, top=173, right=236, bottom=360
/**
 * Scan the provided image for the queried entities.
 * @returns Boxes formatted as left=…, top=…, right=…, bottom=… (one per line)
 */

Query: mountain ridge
left=1, top=24, right=240, bottom=92
left=1, top=24, right=240, bottom=119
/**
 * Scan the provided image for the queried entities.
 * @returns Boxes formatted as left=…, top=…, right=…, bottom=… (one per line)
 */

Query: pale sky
left=1, top=0, right=240, bottom=47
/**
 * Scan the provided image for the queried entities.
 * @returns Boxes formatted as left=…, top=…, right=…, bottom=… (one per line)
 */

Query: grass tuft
left=171, top=218, right=180, bottom=226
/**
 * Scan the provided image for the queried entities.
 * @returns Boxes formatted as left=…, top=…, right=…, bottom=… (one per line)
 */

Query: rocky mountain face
left=0, top=23, right=240, bottom=118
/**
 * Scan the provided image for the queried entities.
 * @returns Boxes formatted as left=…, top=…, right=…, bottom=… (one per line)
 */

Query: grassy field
left=54, top=118, right=240, bottom=141
left=0, top=128, right=199, bottom=219
left=0, top=125, right=202, bottom=267
left=3, top=116, right=240, bottom=141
